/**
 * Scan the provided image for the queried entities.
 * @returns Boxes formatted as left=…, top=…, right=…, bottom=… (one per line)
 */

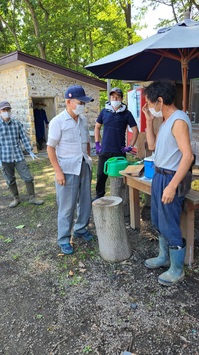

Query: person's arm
left=129, top=125, right=139, bottom=146
left=47, top=145, right=66, bottom=185
left=161, top=120, right=194, bottom=204
left=94, top=122, right=102, bottom=142
left=87, top=142, right=91, bottom=156
left=18, top=122, right=32, bottom=154
left=142, top=103, right=156, bottom=151
left=94, top=122, right=102, bottom=154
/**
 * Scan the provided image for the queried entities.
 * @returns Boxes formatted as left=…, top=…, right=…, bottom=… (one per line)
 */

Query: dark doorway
left=33, top=97, right=55, bottom=151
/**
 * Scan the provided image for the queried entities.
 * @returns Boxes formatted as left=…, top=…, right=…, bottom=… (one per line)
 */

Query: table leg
left=180, top=203, right=195, bottom=266
left=129, top=187, right=140, bottom=229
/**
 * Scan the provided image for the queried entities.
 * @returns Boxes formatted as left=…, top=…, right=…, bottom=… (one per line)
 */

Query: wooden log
left=110, top=177, right=130, bottom=217
left=92, top=196, right=132, bottom=262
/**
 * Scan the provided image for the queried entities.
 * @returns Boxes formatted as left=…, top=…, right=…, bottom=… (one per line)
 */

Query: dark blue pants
left=151, top=172, right=184, bottom=247
left=96, top=152, right=125, bottom=197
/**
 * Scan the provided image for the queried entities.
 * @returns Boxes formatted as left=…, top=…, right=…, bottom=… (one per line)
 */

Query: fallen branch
left=51, top=337, right=68, bottom=352
left=183, top=311, right=199, bottom=324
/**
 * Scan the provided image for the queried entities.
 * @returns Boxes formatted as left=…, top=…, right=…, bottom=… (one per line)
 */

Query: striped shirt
left=0, top=118, right=32, bottom=162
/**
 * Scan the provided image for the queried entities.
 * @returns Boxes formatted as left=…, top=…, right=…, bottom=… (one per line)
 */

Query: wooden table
left=121, top=172, right=199, bottom=265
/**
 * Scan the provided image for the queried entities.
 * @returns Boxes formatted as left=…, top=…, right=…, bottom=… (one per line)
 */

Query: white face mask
left=111, top=100, right=121, bottom=108
left=149, top=107, right=163, bottom=118
left=1, top=111, right=11, bottom=120
left=72, top=104, right=85, bottom=116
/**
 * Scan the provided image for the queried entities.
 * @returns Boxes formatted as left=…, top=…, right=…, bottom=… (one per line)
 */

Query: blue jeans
left=56, top=160, right=92, bottom=246
left=151, top=172, right=184, bottom=246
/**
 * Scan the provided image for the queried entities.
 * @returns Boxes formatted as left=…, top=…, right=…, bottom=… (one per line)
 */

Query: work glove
left=29, top=152, right=40, bottom=160
left=121, top=146, right=132, bottom=153
left=95, top=142, right=102, bottom=155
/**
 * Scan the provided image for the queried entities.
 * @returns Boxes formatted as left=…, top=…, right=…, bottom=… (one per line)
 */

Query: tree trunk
left=0, top=15, right=21, bottom=50
left=110, top=177, right=130, bottom=217
left=24, top=0, right=46, bottom=59
left=92, top=196, right=132, bottom=262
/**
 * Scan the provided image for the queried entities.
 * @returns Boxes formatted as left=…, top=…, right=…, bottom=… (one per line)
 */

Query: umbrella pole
left=182, top=56, right=188, bottom=112
left=107, top=79, right=111, bottom=100
left=182, top=68, right=187, bottom=112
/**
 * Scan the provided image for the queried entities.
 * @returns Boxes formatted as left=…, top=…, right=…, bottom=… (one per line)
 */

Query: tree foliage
left=0, top=0, right=144, bottom=74
left=144, top=0, right=199, bottom=28
left=1, top=0, right=198, bottom=96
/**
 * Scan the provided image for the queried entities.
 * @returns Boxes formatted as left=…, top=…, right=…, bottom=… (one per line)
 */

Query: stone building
left=0, top=51, right=106, bottom=152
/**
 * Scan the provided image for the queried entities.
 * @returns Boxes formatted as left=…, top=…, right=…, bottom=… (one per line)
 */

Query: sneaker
left=73, top=230, right=94, bottom=242
left=60, top=243, right=73, bottom=255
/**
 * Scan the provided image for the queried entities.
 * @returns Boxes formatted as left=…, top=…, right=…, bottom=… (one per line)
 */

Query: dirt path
left=0, top=158, right=199, bottom=355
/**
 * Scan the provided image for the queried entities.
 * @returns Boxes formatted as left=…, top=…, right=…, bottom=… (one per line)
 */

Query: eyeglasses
left=72, top=99, right=85, bottom=106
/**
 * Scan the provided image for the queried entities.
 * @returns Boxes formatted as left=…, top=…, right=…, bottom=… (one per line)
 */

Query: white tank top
left=154, top=110, right=192, bottom=171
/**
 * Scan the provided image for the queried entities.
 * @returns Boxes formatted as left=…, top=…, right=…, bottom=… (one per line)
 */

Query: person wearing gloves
left=142, top=80, right=194, bottom=286
left=47, top=85, right=94, bottom=255
left=0, top=101, right=44, bottom=208
left=93, top=87, right=139, bottom=200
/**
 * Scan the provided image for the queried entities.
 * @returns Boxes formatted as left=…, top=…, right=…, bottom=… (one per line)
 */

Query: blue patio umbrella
left=85, top=15, right=199, bottom=111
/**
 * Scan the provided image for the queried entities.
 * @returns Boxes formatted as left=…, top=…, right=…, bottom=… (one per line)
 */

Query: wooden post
left=180, top=202, right=195, bottom=265
left=92, top=196, right=132, bottom=262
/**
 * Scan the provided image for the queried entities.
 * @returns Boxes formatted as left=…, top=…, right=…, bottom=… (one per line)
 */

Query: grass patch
left=12, top=254, right=21, bottom=260
left=25, top=155, right=108, bottom=198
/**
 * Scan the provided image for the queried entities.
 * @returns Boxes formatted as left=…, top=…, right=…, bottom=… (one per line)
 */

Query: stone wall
left=0, top=64, right=101, bottom=151
left=0, top=64, right=29, bottom=125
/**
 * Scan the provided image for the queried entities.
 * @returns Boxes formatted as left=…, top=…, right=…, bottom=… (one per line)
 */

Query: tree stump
left=110, top=177, right=130, bottom=217
left=92, top=196, right=132, bottom=262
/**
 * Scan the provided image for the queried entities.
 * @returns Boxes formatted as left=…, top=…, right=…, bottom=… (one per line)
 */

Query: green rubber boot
left=158, top=242, right=186, bottom=286
left=144, top=235, right=170, bottom=269
left=9, top=183, right=20, bottom=208
left=25, top=181, right=44, bottom=205
left=9, top=196, right=20, bottom=208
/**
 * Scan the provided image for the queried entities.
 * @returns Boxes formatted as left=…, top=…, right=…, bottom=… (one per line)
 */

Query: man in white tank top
left=142, top=80, right=194, bottom=286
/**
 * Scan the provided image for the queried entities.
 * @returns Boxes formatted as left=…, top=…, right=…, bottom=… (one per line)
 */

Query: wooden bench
left=121, top=172, right=199, bottom=265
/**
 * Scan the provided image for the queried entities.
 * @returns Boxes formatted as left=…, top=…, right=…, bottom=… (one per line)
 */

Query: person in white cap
left=47, top=85, right=94, bottom=255
left=93, top=87, right=139, bottom=200
left=0, top=101, right=44, bottom=207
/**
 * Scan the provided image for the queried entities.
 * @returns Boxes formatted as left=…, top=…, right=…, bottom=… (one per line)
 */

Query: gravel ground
left=0, top=158, right=199, bottom=355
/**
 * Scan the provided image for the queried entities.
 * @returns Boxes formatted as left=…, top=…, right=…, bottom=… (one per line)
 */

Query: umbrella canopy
left=85, top=16, right=199, bottom=111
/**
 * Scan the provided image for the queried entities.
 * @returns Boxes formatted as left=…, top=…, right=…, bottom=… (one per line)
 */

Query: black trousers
left=96, top=152, right=125, bottom=197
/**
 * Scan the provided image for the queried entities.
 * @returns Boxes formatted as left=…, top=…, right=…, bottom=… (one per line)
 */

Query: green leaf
left=16, top=225, right=25, bottom=229
left=4, top=238, right=13, bottom=243
left=35, top=314, right=43, bottom=319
